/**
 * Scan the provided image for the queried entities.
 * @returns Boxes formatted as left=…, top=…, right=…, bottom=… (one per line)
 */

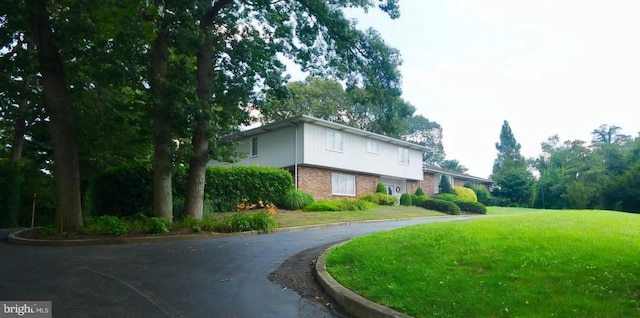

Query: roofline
left=231, top=115, right=430, bottom=151
left=423, top=164, right=493, bottom=183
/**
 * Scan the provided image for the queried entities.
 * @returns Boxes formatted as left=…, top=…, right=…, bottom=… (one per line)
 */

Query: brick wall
left=407, top=180, right=420, bottom=195
left=454, top=179, right=466, bottom=187
left=420, top=173, right=436, bottom=197
left=296, top=166, right=380, bottom=200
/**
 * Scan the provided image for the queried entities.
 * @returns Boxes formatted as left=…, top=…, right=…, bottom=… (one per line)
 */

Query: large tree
left=440, top=159, right=468, bottom=173
left=402, top=115, right=445, bottom=165
left=25, top=0, right=83, bottom=231
left=591, top=124, right=630, bottom=145
left=491, top=120, right=534, bottom=206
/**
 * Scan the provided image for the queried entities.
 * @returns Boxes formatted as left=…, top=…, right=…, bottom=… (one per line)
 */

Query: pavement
left=0, top=216, right=478, bottom=318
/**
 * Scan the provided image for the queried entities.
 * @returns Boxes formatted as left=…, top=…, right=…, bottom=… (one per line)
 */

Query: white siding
left=209, top=126, right=299, bottom=167
left=302, top=123, right=423, bottom=180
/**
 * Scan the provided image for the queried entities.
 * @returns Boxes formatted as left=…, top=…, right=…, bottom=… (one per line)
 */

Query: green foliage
left=453, top=186, right=478, bottom=202
left=360, top=193, right=398, bottom=206
left=491, top=160, right=535, bottom=207
left=438, top=175, right=453, bottom=194
left=303, top=199, right=374, bottom=212
left=441, top=159, right=468, bottom=173
left=0, top=161, right=20, bottom=227
left=145, top=217, right=170, bottom=234
left=399, top=193, right=412, bottom=206
left=91, top=162, right=154, bottom=217
left=218, top=212, right=277, bottom=234
left=376, top=182, right=387, bottom=193
left=206, top=166, right=293, bottom=212
left=422, top=199, right=461, bottom=215
left=402, top=115, right=445, bottom=165
left=454, top=200, right=487, bottom=214
left=41, top=225, right=57, bottom=236
left=278, top=189, right=314, bottom=210
left=432, top=193, right=457, bottom=202
left=303, top=201, right=343, bottom=212
left=472, top=186, right=492, bottom=205
left=81, top=215, right=129, bottom=236
left=414, top=187, right=425, bottom=196
left=412, top=195, right=428, bottom=207
left=565, top=181, right=589, bottom=210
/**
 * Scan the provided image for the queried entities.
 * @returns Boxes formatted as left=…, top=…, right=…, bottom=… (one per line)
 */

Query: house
left=208, top=115, right=428, bottom=200
left=421, top=164, right=493, bottom=197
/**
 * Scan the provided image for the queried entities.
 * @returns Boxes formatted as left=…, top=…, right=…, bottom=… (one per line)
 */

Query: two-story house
left=208, top=115, right=428, bottom=200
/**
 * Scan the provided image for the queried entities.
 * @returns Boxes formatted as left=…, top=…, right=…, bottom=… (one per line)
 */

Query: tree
left=591, top=124, right=630, bottom=145
left=402, top=115, right=445, bottom=165
left=25, top=0, right=83, bottom=232
left=491, top=120, right=534, bottom=206
left=441, top=159, right=468, bottom=173
left=438, top=175, right=453, bottom=194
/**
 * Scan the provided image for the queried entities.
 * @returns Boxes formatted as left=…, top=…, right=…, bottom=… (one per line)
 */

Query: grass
left=272, top=205, right=446, bottom=228
left=325, top=209, right=640, bottom=317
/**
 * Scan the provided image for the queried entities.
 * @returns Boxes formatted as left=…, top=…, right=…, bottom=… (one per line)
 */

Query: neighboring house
left=208, top=115, right=428, bottom=200
left=421, top=164, right=493, bottom=197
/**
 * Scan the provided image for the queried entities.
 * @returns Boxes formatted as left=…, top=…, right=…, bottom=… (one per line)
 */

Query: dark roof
left=423, top=164, right=493, bottom=183
left=232, top=115, right=429, bottom=151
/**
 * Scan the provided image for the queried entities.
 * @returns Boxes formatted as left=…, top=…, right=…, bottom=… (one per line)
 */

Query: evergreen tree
left=491, top=120, right=534, bottom=206
left=438, top=175, right=453, bottom=194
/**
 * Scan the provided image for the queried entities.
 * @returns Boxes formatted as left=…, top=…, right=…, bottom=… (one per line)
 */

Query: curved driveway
left=0, top=216, right=475, bottom=318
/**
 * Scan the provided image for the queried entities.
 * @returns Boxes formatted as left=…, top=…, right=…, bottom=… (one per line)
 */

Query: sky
left=286, top=0, right=640, bottom=178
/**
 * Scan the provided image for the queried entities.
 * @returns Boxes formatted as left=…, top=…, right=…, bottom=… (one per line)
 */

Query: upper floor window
left=399, top=147, right=410, bottom=165
left=326, top=129, right=343, bottom=152
left=366, top=139, right=379, bottom=154
left=251, top=137, right=258, bottom=156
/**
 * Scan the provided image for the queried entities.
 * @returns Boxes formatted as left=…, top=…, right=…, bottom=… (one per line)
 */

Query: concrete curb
left=315, top=242, right=413, bottom=318
left=7, top=215, right=459, bottom=247
left=7, top=228, right=258, bottom=247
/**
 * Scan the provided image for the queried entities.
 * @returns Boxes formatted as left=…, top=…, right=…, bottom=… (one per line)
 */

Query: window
left=332, top=173, right=355, bottom=196
left=251, top=137, right=258, bottom=156
left=326, top=129, right=343, bottom=152
left=366, top=139, right=379, bottom=154
left=399, top=147, right=410, bottom=164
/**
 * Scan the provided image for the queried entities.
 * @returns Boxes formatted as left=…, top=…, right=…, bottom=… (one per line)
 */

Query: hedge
left=360, top=192, right=398, bottom=206
left=453, top=186, right=478, bottom=202
left=91, top=162, right=156, bottom=217
left=412, top=194, right=428, bottom=207
left=454, top=200, right=487, bottom=214
left=206, top=166, right=293, bottom=212
left=422, top=198, right=461, bottom=215
left=432, top=193, right=458, bottom=202
left=399, top=193, right=412, bottom=206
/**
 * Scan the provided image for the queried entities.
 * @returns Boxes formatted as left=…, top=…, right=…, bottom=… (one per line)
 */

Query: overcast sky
left=287, top=1, right=640, bottom=178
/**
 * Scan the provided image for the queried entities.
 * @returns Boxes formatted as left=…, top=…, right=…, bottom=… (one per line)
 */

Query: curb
left=315, top=242, right=413, bottom=318
left=7, top=228, right=258, bottom=247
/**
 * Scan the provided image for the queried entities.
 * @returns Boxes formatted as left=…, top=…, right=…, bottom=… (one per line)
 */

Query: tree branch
left=201, top=0, right=234, bottom=29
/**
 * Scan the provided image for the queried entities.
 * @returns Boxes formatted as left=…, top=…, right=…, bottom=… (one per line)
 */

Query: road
left=0, top=216, right=474, bottom=318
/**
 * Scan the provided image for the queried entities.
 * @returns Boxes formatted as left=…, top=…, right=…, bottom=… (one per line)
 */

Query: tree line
left=490, top=121, right=640, bottom=213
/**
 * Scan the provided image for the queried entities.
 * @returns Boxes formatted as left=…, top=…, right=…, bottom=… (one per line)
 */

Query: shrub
left=206, top=166, right=294, bottom=212
left=145, top=217, right=170, bottom=234
left=453, top=186, right=478, bottom=202
left=438, top=175, right=453, bottom=194
left=473, top=186, right=492, bottom=205
left=81, top=215, right=129, bottom=236
left=433, top=193, right=458, bottom=202
left=339, top=199, right=375, bottom=211
left=464, top=181, right=475, bottom=189
left=454, top=200, right=487, bottom=214
left=304, top=201, right=343, bottom=212
left=278, top=189, right=314, bottom=210
left=410, top=194, right=418, bottom=205
left=216, top=212, right=277, bottom=233
left=413, top=195, right=428, bottom=207
left=415, top=187, right=425, bottom=197
left=399, top=193, right=412, bottom=206
left=376, top=182, right=387, bottom=194
left=91, top=162, right=154, bottom=217
left=360, top=193, right=398, bottom=206
left=422, top=199, right=461, bottom=215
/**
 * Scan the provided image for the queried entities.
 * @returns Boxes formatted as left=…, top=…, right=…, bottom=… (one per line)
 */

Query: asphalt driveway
left=0, top=216, right=474, bottom=318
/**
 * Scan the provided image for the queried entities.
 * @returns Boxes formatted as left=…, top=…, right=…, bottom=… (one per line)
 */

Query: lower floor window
left=332, top=173, right=356, bottom=196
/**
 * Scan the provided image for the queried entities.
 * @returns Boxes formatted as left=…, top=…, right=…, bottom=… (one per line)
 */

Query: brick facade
left=420, top=173, right=437, bottom=197
left=296, top=166, right=380, bottom=200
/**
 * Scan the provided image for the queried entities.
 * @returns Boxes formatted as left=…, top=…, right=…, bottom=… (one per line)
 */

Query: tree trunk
left=184, top=33, right=213, bottom=220
left=9, top=77, right=31, bottom=167
left=26, top=0, right=83, bottom=232
left=150, top=23, right=173, bottom=221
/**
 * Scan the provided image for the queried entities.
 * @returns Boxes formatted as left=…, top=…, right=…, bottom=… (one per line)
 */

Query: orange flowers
left=236, top=198, right=277, bottom=215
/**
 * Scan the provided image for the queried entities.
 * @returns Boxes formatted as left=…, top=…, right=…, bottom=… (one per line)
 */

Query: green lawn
left=273, top=205, right=446, bottom=228
left=325, top=209, right=640, bottom=317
